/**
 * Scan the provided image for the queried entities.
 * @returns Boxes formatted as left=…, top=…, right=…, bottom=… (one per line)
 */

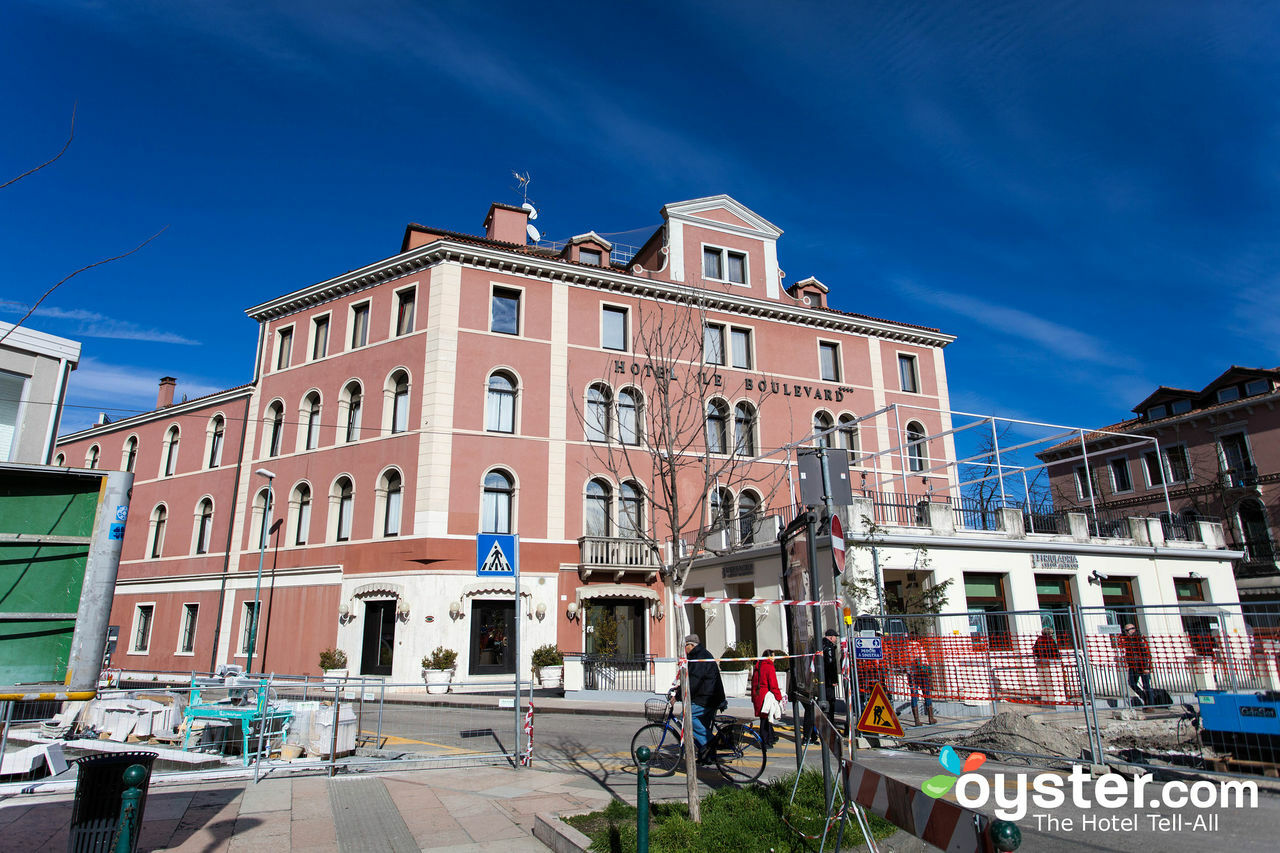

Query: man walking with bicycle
left=679, top=633, right=726, bottom=764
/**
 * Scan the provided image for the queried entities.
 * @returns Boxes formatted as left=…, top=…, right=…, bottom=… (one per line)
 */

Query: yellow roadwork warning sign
left=855, top=683, right=904, bottom=737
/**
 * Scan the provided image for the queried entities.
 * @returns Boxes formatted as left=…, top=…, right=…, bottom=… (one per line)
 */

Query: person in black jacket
left=821, top=628, right=845, bottom=735
left=681, top=634, right=726, bottom=760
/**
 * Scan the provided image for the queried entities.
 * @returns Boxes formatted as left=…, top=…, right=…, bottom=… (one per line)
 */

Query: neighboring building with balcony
left=55, top=195, right=957, bottom=683
left=1037, top=366, right=1280, bottom=622
left=0, top=321, right=80, bottom=464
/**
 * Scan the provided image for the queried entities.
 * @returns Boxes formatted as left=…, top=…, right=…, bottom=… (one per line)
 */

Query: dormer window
left=1170, top=399, right=1192, bottom=415
left=580, top=248, right=603, bottom=266
left=1246, top=378, right=1270, bottom=396
left=1217, top=386, right=1240, bottom=403
left=702, top=246, right=747, bottom=284
left=1146, top=404, right=1167, bottom=420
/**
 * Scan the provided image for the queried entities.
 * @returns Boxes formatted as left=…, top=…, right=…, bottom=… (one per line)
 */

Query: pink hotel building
left=54, top=196, right=955, bottom=682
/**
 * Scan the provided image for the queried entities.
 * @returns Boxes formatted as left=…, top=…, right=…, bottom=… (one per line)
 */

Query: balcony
left=577, top=536, right=661, bottom=582
left=1222, top=465, right=1259, bottom=489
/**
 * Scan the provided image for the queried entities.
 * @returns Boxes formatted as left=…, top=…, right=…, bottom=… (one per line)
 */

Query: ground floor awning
left=460, top=580, right=533, bottom=598
left=576, top=583, right=659, bottom=603
left=352, top=582, right=404, bottom=599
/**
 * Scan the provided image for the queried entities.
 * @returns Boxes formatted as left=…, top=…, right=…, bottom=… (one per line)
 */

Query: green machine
left=0, top=462, right=132, bottom=700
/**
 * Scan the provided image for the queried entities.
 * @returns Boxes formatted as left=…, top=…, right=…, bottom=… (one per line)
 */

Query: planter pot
left=323, top=668, right=348, bottom=682
left=721, top=669, right=749, bottom=698
left=423, top=668, right=452, bottom=695
left=536, top=665, right=564, bottom=689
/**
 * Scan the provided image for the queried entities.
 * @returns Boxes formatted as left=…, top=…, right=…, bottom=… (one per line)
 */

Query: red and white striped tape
left=677, top=595, right=842, bottom=607
left=844, top=760, right=993, bottom=853
left=520, top=703, right=534, bottom=766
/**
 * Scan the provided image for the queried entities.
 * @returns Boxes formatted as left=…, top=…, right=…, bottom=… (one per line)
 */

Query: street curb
left=533, top=813, right=591, bottom=853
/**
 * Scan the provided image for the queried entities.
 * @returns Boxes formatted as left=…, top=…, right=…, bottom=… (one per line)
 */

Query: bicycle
left=629, top=695, right=767, bottom=784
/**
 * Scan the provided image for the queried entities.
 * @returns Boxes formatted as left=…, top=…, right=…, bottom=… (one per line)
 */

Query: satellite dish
left=526, top=223, right=541, bottom=242
left=521, top=201, right=538, bottom=221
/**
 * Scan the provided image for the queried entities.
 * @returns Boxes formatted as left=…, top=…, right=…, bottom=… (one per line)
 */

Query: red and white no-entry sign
left=830, top=512, right=845, bottom=575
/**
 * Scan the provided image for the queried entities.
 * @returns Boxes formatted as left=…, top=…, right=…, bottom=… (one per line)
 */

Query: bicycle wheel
left=631, top=723, right=682, bottom=777
left=713, top=723, right=767, bottom=784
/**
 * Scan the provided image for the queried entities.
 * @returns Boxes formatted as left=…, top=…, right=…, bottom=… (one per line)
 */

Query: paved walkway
left=0, top=764, right=614, bottom=852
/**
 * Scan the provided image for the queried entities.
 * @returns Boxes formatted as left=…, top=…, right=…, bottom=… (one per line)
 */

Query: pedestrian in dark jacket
left=1032, top=625, right=1061, bottom=704
left=821, top=628, right=845, bottom=733
left=1121, top=623, right=1153, bottom=706
left=751, top=649, right=783, bottom=748
left=681, top=634, right=725, bottom=759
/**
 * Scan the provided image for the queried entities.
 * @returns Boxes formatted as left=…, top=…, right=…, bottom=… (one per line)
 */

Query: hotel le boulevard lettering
left=611, top=359, right=847, bottom=402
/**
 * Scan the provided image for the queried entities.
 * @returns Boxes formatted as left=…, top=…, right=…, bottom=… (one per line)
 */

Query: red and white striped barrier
left=520, top=703, right=534, bottom=766
left=676, top=595, right=842, bottom=607
left=844, top=760, right=994, bottom=853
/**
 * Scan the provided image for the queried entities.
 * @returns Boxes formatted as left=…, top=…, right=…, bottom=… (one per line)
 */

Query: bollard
left=635, top=745, right=651, bottom=853
left=989, top=818, right=1021, bottom=851
left=113, top=764, right=149, bottom=853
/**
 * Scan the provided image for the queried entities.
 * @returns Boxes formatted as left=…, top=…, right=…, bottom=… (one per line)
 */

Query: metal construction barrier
left=68, top=751, right=156, bottom=853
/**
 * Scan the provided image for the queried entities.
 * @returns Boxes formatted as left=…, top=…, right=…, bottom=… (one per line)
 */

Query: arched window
left=207, top=415, right=225, bottom=468
left=813, top=412, right=833, bottom=448
left=293, top=483, right=312, bottom=546
left=618, top=388, right=642, bottom=445
left=585, top=479, right=612, bottom=537
left=302, top=392, right=321, bottom=450
left=706, top=399, right=729, bottom=454
left=195, top=498, right=214, bottom=554
left=906, top=421, right=927, bottom=473
left=734, top=402, right=757, bottom=456
left=162, top=426, right=180, bottom=476
left=254, top=488, right=273, bottom=549
left=710, top=486, right=734, bottom=531
left=150, top=505, right=167, bottom=558
left=838, top=414, right=859, bottom=461
left=486, top=371, right=517, bottom=433
left=342, top=381, right=362, bottom=443
left=267, top=402, right=285, bottom=457
left=482, top=470, right=514, bottom=534
left=87, top=445, right=100, bottom=469
left=390, top=370, right=410, bottom=434
left=121, top=436, right=138, bottom=473
left=334, top=477, right=354, bottom=542
left=382, top=470, right=403, bottom=537
left=738, top=490, right=760, bottom=545
left=586, top=384, right=612, bottom=442
left=620, top=481, right=644, bottom=539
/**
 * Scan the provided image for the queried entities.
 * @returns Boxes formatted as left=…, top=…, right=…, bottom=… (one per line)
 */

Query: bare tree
left=573, top=290, right=787, bottom=820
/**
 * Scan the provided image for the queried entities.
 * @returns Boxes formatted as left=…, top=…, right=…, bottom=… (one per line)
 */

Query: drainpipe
left=209, top=394, right=251, bottom=672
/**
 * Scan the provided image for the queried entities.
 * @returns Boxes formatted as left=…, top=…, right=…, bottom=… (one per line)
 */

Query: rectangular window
left=275, top=328, right=293, bottom=370
left=0, top=372, right=24, bottom=463
left=704, top=323, right=726, bottom=365
left=132, top=604, right=154, bottom=653
left=897, top=353, right=918, bottom=393
left=819, top=342, right=840, bottom=382
left=384, top=487, right=402, bottom=537
left=1146, top=404, right=1166, bottom=420
left=1074, top=466, right=1095, bottom=499
left=1246, top=378, right=1270, bottom=396
left=311, top=316, right=329, bottom=360
left=350, top=303, right=370, bottom=349
left=702, top=246, right=746, bottom=283
left=963, top=573, right=1011, bottom=651
left=702, top=247, right=722, bottom=280
left=1143, top=450, right=1165, bottom=488
left=726, top=252, right=746, bottom=284
left=730, top=327, right=752, bottom=369
left=1217, top=386, right=1240, bottom=403
left=396, top=289, right=415, bottom=336
left=179, top=603, right=198, bottom=654
left=1170, top=399, right=1192, bottom=415
left=602, top=306, right=628, bottom=351
left=580, top=248, right=602, bottom=266
left=1164, top=445, right=1192, bottom=483
left=1109, top=457, right=1133, bottom=493
left=491, top=287, right=521, bottom=335
left=238, top=601, right=261, bottom=656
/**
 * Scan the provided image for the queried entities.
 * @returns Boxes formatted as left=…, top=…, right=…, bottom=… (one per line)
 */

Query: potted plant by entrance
left=319, top=647, right=348, bottom=681
left=532, top=644, right=565, bottom=690
left=422, top=646, right=458, bottom=694
left=719, top=640, right=753, bottom=697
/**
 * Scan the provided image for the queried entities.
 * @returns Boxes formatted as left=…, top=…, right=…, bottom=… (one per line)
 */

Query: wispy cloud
left=66, top=358, right=221, bottom=408
left=0, top=301, right=199, bottom=345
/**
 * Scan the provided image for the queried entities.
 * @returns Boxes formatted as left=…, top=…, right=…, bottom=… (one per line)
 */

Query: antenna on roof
left=511, top=171, right=542, bottom=242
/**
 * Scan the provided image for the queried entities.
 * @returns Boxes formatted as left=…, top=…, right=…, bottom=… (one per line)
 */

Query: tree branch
left=1, top=103, right=77, bottom=191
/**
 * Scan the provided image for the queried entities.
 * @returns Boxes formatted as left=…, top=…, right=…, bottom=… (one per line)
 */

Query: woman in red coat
left=751, top=649, right=783, bottom=748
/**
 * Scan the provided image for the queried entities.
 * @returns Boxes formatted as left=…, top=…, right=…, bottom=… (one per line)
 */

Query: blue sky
left=5, top=1, right=1279, bottom=437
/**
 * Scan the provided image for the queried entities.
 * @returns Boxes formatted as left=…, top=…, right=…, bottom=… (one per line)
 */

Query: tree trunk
left=672, top=579, right=700, bottom=822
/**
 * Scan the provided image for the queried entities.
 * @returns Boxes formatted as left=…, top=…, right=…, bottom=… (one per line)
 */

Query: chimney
left=157, top=376, right=177, bottom=408
left=483, top=203, right=531, bottom=245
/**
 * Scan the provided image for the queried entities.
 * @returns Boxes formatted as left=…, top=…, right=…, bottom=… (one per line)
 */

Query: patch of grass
left=564, top=771, right=899, bottom=852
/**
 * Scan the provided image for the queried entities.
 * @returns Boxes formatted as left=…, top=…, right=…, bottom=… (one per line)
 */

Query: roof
left=57, top=381, right=254, bottom=443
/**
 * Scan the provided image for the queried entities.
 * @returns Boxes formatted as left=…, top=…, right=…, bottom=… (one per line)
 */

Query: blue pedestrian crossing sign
left=477, top=534, right=518, bottom=577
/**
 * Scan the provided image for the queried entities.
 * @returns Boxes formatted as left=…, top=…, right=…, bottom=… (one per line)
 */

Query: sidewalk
left=0, top=764, right=614, bottom=852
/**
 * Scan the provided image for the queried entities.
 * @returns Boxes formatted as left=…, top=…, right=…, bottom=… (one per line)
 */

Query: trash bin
left=68, top=751, right=157, bottom=853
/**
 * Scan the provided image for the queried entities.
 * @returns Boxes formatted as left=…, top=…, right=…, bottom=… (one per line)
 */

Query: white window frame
left=129, top=603, right=156, bottom=654
left=1108, top=456, right=1134, bottom=494
left=1170, top=399, right=1192, bottom=415
left=274, top=325, right=294, bottom=371
left=161, top=426, right=180, bottom=477
left=290, top=482, right=312, bottom=546
left=1141, top=450, right=1165, bottom=489
left=394, top=286, right=417, bottom=337
left=121, top=435, right=138, bottom=473
left=375, top=468, right=404, bottom=538
left=384, top=370, right=411, bottom=435
left=818, top=341, right=841, bottom=382
left=310, top=313, right=331, bottom=361
left=579, top=247, right=603, bottom=266
left=486, top=370, right=518, bottom=434
left=349, top=301, right=371, bottom=350
left=205, top=415, right=225, bottom=469
left=299, top=392, right=322, bottom=451
left=701, top=244, right=748, bottom=285
left=1163, top=443, right=1193, bottom=484
left=193, top=497, right=214, bottom=555
left=704, top=322, right=726, bottom=366
left=897, top=352, right=919, bottom=393
left=729, top=326, right=753, bottom=370
left=176, top=603, right=199, bottom=656
left=601, top=304, right=629, bottom=352
left=237, top=600, right=261, bottom=658
left=1246, top=378, right=1270, bottom=396
left=490, top=284, right=523, bottom=336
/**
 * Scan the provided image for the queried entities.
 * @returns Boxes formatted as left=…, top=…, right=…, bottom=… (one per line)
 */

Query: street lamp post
left=248, top=468, right=275, bottom=674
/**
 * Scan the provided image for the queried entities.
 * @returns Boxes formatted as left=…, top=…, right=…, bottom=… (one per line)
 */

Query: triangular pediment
left=662, top=195, right=783, bottom=239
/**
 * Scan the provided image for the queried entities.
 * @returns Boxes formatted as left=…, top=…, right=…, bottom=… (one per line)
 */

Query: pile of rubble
left=949, top=711, right=1091, bottom=764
